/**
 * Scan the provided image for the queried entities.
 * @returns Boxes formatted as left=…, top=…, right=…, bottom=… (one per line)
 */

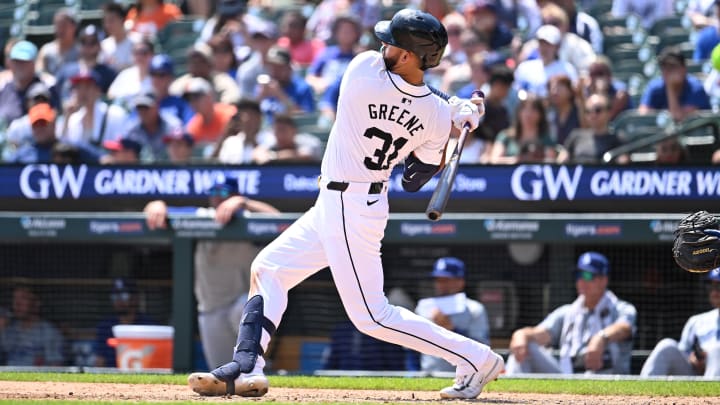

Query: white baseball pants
left=248, top=181, right=492, bottom=374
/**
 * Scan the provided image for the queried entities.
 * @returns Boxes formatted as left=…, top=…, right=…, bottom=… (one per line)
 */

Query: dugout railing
left=0, top=211, right=708, bottom=373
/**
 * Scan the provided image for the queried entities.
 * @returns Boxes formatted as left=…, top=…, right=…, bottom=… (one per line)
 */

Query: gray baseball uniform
left=641, top=308, right=720, bottom=377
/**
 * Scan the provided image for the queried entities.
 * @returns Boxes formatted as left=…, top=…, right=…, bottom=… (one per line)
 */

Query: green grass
left=1, top=372, right=720, bottom=397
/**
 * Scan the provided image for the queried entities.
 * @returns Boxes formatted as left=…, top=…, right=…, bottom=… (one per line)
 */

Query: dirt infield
left=0, top=381, right=714, bottom=404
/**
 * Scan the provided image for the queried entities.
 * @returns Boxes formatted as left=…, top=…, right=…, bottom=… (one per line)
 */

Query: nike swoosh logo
left=367, top=199, right=379, bottom=206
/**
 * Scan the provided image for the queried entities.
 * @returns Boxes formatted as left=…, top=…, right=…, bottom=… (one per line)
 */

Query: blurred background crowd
left=0, top=0, right=719, bottom=167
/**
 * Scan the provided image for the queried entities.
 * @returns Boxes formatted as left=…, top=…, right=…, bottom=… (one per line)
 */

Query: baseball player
left=188, top=8, right=503, bottom=400
left=640, top=267, right=720, bottom=377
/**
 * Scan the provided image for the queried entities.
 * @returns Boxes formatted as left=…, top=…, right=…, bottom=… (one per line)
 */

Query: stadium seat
left=649, top=15, right=684, bottom=37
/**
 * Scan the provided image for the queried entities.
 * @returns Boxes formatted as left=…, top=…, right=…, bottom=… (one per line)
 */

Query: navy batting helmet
left=374, top=8, right=448, bottom=70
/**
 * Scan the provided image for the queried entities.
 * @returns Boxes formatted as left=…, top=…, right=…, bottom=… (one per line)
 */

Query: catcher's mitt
left=673, top=211, right=720, bottom=273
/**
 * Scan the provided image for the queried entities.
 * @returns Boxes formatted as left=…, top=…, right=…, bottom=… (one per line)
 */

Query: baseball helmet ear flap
left=374, top=8, right=448, bottom=70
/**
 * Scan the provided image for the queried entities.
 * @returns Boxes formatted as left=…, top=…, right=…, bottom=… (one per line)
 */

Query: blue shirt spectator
left=640, top=47, right=711, bottom=121
left=693, top=25, right=720, bottom=61
left=257, top=46, right=316, bottom=121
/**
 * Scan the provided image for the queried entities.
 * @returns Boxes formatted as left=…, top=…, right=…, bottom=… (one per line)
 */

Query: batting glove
left=449, top=97, right=481, bottom=131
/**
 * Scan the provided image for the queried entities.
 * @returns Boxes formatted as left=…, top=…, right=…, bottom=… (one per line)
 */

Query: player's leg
left=640, top=338, right=694, bottom=376
left=703, top=343, right=720, bottom=377
left=321, top=191, right=501, bottom=399
left=189, top=207, right=328, bottom=396
left=505, top=341, right=561, bottom=374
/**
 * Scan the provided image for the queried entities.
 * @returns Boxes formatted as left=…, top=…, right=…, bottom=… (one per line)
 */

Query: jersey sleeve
left=410, top=99, right=452, bottom=165
left=539, top=304, right=570, bottom=347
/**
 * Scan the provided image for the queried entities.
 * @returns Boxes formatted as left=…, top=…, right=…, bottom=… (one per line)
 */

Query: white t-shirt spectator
left=514, top=58, right=578, bottom=98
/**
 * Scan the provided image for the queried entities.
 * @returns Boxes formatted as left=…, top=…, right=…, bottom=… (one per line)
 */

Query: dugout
left=0, top=212, right=709, bottom=375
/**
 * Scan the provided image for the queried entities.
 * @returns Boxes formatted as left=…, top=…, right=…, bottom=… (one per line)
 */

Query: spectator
left=513, top=25, right=577, bottom=98
left=545, top=0, right=603, bottom=53
left=506, top=252, right=637, bottom=375
left=520, top=3, right=595, bottom=76
left=257, top=46, right=316, bottom=120
left=208, top=32, right=240, bottom=80
left=413, top=257, right=490, bottom=372
left=162, top=129, right=195, bottom=163
left=611, top=0, right=674, bottom=31
left=0, top=41, right=58, bottom=129
left=547, top=75, right=580, bottom=145
left=107, top=38, right=155, bottom=106
left=462, top=0, right=514, bottom=51
left=4, top=82, right=54, bottom=155
left=439, top=29, right=490, bottom=95
left=169, top=42, right=241, bottom=105
left=307, top=0, right=380, bottom=44
left=143, top=177, right=279, bottom=368
left=0, top=285, right=64, bottom=366
left=56, top=25, right=118, bottom=100
left=253, top=114, right=323, bottom=164
left=639, top=47, right=711, bottom=122
left=686, top=0, right=719, bottom=30
left=306, top=14, right=361, bottom=95
left=102, top=138, right=142, bottom=164
left=693, top=2, right=720, bottom=61
left=36, top=8, right=80, bottom=76
left=490, top=95, right=557, bottom=164
left=101, top=2, right=137, bottom=71
left=654, top=137, right=689, bottom=165
left=236, top=20, right=278, bottom=100
left=51, top=142, right=86, bottom=165
left=277, top=10, right=325, bottom=69
left=5, top=103, right=98, bottom=164
left=93, top=279, right=156, bottom=367
left=455, top=51, right=492, bottom=100
left=559, top=93, right=623, bottom=164
left=148, top=54, right=194, bottom=124
left=198, top=0, right=247, bottom=43
left=212, top=99, right=264, bottom=164
left=482, top=64, right=514, bottom=140
left=184, top=77, right=237, bottom=143
left=61, top=69, right=128, bottom=147
left=579, top=56, right=632, bottom=121
left=126, top=0, right=182, bottom=37
left=640, top=268, right=720, bottom=377
left=123, top=91, right=183, bottom=161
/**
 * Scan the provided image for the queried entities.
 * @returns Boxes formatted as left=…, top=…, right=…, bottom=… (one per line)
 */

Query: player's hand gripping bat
left=426, top=90, right=484, bottom=221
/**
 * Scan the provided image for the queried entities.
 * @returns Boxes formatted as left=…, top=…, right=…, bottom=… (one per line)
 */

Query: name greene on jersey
left=367, top=103, right=424, bottom=136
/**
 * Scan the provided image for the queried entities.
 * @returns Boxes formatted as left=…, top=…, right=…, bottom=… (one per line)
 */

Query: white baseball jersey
left=321, top=51, right=452, bottom=183
left=226, top=49, right=493, bottom=384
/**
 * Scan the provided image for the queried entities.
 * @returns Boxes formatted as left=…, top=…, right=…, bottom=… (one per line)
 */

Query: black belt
left=326, top=181, right=384, bottom=194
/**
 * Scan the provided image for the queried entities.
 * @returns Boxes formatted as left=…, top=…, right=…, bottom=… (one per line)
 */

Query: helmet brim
left=374, top=20, right=394, bottom=45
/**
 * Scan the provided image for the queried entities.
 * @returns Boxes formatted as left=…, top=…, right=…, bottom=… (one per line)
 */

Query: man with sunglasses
left=143, top=177, right=278, bottom=369
left=507, top=252, right=637, bottom=375
left=122, top=91, right=183, bottom=162
left=641, top=268, right=720, bottom=377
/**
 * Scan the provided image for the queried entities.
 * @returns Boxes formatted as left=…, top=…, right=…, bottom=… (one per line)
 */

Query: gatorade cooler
left=107, top=325, right=174, bottom=371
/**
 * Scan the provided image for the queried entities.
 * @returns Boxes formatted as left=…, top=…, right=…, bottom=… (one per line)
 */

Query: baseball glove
left=673, top=211, right=720, bottom=273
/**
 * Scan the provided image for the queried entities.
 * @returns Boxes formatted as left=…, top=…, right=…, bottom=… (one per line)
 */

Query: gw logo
left=510, top=165, right=583, bottom=201
left=20, top=164, right=87, bottom=199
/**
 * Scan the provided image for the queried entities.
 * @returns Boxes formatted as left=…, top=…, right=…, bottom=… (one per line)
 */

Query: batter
left=188, top=8, right=503, bottom=400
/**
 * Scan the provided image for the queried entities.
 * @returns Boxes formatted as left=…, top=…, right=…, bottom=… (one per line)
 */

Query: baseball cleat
left=439, top=351, right=504, bottom=399
left=187, top=372, right=269, bottom=397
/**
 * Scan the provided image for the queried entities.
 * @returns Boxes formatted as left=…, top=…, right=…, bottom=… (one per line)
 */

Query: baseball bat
left=425, top=90, right=484, bottom=221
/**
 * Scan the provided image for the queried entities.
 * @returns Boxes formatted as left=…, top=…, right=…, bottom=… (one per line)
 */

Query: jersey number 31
left=363, top=127, right=408, bottom=171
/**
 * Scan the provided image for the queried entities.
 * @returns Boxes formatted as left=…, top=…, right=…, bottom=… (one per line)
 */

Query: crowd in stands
left=0, top=0, right=720, bottom=167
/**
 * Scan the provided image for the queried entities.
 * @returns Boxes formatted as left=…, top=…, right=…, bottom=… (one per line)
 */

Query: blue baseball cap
left=10, top=40, right=38, bottom=62
left=708, top=267, right=720, bottom=282
left=149, top=54, right=174, bottom=75
left=576, top=252, right=610, bottom=276
left=207, top=177, right=239, bottom=197
left=431, top=257, right=466, bottom=278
